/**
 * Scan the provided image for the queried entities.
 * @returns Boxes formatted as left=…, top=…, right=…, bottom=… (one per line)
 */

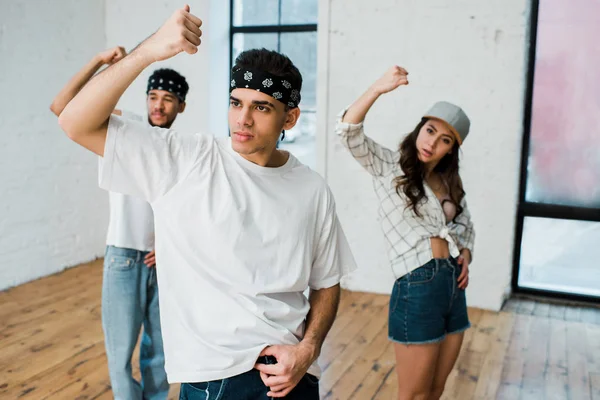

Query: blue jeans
left=179, top=369, right=319, bottom=400
left=102, top=245, right=169, bottom=400
left=388, top=257, right=471, bottom=344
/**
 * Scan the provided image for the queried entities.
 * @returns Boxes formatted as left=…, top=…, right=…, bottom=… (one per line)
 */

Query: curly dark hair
left=394, top=119, right=465, bottom=221
left=233, top=48, right=303, bottom=100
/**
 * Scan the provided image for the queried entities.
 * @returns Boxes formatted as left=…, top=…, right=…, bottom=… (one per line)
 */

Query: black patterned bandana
left=147, top=70, right=189, bottom=102
left=230, top=67, right=301, bottom=108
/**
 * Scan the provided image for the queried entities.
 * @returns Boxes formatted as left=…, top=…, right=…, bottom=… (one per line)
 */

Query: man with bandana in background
left=57, top=7, right=356, bottom=400
left=51, top=46, right=190, bottom=400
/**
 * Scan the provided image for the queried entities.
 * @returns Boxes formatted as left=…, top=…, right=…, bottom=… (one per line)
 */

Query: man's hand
left=138, top=5, right=203, bottom=62
left=457, top=249, right=471, bottom=290
left=370, top=65, right=409, bottom=95
left=144, top=250, right=156, bottom=268
left=254, top=343, right=317, bottom=397
left=50, top=46, right=126, bottom=117
left=58, top=5, right=202, bottom=155
left=97, top=46, right=127, bottom=65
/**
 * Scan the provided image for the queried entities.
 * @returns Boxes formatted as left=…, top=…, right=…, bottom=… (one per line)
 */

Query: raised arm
left=342, top=65, right=408, bottom=124
left=50, top=47, right=126, bottom=117
left=336, top=66, right=409, bottom=176
left=58, top=5, right=202, bottom=156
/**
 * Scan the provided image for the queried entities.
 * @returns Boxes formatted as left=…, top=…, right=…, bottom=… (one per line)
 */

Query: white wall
left=0, top=0, right=229, bottom=291
left=318, top=0, right=531, bottom=310
left=1, top=0, right=529, bottom=310
left=0, top=0, right=108, bottom=290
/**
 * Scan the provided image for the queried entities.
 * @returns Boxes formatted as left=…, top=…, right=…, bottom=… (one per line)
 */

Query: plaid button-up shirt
left=336, top=109, right=475, bottom=278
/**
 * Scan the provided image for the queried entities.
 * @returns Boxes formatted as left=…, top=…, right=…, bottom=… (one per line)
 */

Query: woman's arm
left=342, top=65, right=408, bottom=124
left=335, top=66, right=409, bottom=177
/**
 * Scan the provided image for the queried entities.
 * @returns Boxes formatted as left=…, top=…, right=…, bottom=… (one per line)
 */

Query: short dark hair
left=147, top=68, right=189, bottom=102
left=233, top=49, right=303, bottom=97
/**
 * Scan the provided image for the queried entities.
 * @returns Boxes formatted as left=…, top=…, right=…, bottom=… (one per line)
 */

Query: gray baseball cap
left=423, top=101, right=470, bottom=145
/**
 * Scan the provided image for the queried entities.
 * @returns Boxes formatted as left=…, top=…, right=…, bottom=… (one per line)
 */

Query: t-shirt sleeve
left=310, top=187, right=358, bottom=290
left=99, top=113, right=208, bottom=203
left=119, top=110, right=145, bottom=123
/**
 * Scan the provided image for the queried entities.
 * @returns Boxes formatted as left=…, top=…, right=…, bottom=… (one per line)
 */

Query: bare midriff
left=430, top=237, right=450, bottom=259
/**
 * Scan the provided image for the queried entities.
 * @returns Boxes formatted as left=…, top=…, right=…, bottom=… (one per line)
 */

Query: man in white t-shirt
left=58, top=7, right=356, bottom=400
left=51, top=48, right=190, bottom=400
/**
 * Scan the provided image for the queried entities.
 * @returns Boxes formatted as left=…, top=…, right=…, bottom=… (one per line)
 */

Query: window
left=518, top=217, right=600, bottom=297
left=514, top=0, right=600, bottom=301
left=230, top=0, right=318, bottom=168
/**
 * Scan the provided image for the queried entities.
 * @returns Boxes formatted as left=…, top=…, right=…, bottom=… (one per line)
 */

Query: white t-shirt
left=104, top=111, right=155, bottom=251
left=99, top=115, right=357, bottom=383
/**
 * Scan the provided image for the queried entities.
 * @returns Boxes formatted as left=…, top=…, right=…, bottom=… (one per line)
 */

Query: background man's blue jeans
left=102, top=245, right=169, bottom=400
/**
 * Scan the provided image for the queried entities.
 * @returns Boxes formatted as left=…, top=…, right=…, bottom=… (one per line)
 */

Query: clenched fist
left=139, top=5, right=203, bottom=62
left=97, top=46, right=127, bottom=65
left=370, top=65, right=409, bottom=95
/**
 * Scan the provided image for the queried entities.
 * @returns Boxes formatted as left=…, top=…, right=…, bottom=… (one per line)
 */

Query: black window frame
left=229, top=0, right=317, bottom=71
left=512, top=0, right=600, bottom=303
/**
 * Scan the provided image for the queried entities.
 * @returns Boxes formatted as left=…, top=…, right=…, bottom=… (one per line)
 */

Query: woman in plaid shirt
left=336, top=66, right=475, bottom=400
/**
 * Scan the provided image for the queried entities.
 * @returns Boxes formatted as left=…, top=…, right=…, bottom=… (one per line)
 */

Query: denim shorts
left=388, top=257, right=470, bottom=344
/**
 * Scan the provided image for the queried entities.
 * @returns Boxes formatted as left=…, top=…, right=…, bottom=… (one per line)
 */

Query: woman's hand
left=341, top=65, right=409, bottom=124
left=457, top=249, right=471, bottom=290
left=369, top=65, right=409, bottom=95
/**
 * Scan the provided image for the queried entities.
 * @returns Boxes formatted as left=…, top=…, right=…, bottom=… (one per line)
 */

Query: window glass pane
left=232, top=0, right=279, bottom=26
left=279, top=32, right=317, bottom=109
left=232, top=33, right=279, bottom=62
left=278, top=32, right=317, bottom=168
left=281, top=0, right=318, bottom=24
left=518, top=217, right=600, bottom=297
left=525, top=0, right=600, bottom=208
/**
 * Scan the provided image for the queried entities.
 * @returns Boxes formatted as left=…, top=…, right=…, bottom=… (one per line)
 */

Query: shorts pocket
left=406, top=265, right=437, bottom=285
left=389, top=278, right=406, bottom=314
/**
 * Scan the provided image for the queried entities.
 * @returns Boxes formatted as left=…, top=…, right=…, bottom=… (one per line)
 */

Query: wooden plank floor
left=1, top=260, right=599, bottom=399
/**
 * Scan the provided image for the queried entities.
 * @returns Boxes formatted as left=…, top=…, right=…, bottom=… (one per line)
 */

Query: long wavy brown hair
left=394, top=118, right=465, bottom=221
